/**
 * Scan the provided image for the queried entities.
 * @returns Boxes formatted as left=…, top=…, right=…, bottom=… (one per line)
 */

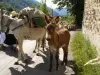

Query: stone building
left=83, top=0, right=100, bottom=55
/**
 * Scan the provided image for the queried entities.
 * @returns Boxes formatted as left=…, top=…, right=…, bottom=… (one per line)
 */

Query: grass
left=70, top=32, right=100, bottom=75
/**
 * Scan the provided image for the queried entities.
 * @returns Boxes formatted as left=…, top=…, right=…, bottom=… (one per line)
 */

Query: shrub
left=70, top=32, right=100, bottom=75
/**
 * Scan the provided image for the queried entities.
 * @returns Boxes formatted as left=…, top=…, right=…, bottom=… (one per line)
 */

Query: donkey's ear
left=55, top=16, right=59, bottom=19
left=45, top=15, right=50, bottom=24
left=55, top=16, right=60, bottom=24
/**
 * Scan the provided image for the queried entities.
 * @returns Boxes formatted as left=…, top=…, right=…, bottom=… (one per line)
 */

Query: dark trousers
left=4, top=34, right=18, bottom=45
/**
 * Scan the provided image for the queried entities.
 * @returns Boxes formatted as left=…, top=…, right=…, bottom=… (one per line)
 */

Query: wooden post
left=1, top=8, right=4, bottom=32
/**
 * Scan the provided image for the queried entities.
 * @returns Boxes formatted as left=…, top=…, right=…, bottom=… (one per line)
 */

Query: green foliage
left=0, top=0, right=35, bottom=11
left=53, top=0, right=75, bottom=13
left=39, top=3, right=49, bottom=15
left=70, top=32, right=100, bottom=75
left=30, top=4, right=40, bottom=9
left=53, top=0, right=84, bottom=28
left=61, top=14, right=75, bottom=24
left=0, top=2, right=15, bottom=13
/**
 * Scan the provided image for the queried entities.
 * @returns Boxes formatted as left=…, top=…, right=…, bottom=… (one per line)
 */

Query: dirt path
left=0, top=31, right=76, bottom=75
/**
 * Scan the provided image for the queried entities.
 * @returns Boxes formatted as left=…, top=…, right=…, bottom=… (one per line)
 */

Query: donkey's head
left=45, top=15, right=60, bottom=24
left=53, top=16, right=60, bottom=24
left=46, top=16, right=60, bottom=41
left=46, top=22, right=57, bottom=41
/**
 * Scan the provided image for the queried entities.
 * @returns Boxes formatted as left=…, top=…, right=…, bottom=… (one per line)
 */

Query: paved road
left=0, top=31, right=76, bottom=75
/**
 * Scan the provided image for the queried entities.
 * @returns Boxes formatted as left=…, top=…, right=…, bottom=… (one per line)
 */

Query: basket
left=32, top=17, right=46, bottom=27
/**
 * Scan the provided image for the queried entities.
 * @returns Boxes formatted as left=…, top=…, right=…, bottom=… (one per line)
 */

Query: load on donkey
left=19, top=7, right=47, bottom=28
left=16, top=6, right=50, bottom=64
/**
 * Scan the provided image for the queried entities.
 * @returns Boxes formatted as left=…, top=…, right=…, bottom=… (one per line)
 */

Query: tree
left=0, top=2, right=15, bottom=12
left=30, top=4, right=40, bottom=9
left=39, top=0, right=49, bottom=15
left=53, top=0, right=84, bottom=28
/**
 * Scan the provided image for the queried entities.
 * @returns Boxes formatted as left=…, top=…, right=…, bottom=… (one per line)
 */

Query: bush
left=61, top=14, right=75, bottom=24
left=70, top=32, right=100, bottom=75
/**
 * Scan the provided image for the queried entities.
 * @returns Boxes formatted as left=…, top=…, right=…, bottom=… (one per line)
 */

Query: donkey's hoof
left=49, top=68, right=52, bottom=72
left=61, top=61, right=64, bottom=65
left=55, top=68, right=59, bottom=71
left=14, top=48, right=18, bottom=52
left=65, top=62, right=67, bottom=66
left=14, top=61, right=19, bottom=65
left=23, top=59, right=28, bottom=65
left=36, top=53, right=40, bottom=56
left=33, top=50, right=36, bottom=53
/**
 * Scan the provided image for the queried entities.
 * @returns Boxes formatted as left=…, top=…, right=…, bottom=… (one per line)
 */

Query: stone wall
left=83, top=0, right=100, bottom=56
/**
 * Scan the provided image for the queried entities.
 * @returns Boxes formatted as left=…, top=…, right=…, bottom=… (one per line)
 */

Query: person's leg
left=0, top=32, right=6, bottom=50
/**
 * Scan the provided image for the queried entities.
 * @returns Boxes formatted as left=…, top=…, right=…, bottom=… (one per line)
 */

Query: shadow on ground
left=1, top=46, right=33, bottom=65
left=9, top=47, right=77, bottom=75
left=1, top=46, right=18, bottom=58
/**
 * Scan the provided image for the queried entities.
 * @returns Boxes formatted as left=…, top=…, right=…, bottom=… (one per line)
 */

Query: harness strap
left=12, top=24, right=24, bottom=31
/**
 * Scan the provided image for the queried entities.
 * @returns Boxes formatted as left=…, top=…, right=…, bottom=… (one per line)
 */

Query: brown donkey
left=46, top=23, right=70, bottom=72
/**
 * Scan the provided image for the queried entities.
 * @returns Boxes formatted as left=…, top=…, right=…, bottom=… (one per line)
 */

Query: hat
left=10, top=11, right=18, bottom=17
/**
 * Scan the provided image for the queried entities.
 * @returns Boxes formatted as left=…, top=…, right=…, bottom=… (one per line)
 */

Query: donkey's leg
left=49, top=47, right=53, bottom=72
left=55, top=48, right=59, bottom=70
left=14, top=44, right=22, bottom=65
left=42, top=37, right=45, bottom=51
left=33, top=40, right=38, bottom=53
left=61, top=46, right=68, bottom=65
left=19, top=43, right=28, bottom=64
left=36, top=38, right=41, bottom=56
left=63, top=46, right=68, bottom=66
left=61, top=47, right=66, bottom=65
left=15, top=40, right=27, bottom=65
left=42, top=31, right=46, bottom=51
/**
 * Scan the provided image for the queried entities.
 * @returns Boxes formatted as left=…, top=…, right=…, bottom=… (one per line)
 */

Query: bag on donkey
left=32, top=17, right=46, bottom=27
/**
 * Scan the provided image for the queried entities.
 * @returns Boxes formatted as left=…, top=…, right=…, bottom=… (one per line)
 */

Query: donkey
left=10, top=10, right=46, bottom=54
left=18, top=7, right=51, bottom=54
left=0, top=11, right=46, bottom=64
left=46, top=22, right=70, bottom=72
